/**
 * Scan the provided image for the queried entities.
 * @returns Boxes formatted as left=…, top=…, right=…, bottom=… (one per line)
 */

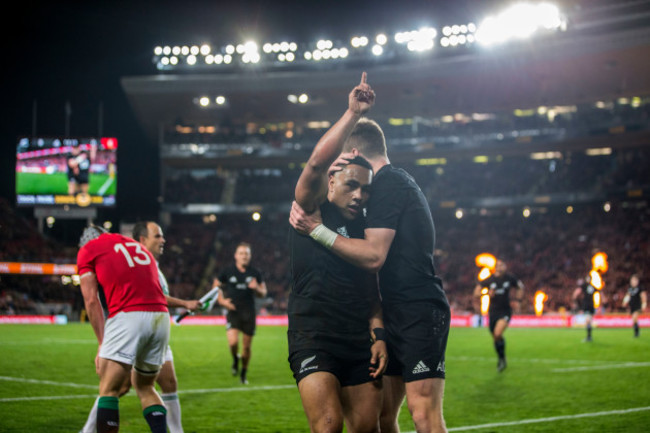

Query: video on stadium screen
left=15, top=137, right=117, bottom=207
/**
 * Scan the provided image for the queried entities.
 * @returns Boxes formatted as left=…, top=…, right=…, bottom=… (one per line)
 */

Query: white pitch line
left=552, top=362, right=650, bottom=372
left=0, top=394, right=98, bottom=403
left=0, top=376, right=97, bottom=390
left=449, top=356, right=613, bottom=365
left=0, top=382, right=295, bottom=404
left=403, top=406, right=650, bottom=433
left=178, top=384, right=295, bottom=395
left=97, top=177, right=114, bottom=195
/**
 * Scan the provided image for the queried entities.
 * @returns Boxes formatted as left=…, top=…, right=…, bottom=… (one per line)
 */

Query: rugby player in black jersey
left=288, top=72, right=387, bottom=433
left=290, top=75, right=450, bottom=433
left=473, top=260, right=524, bottom=372
left=573, top=274, right=598, bottom=342
left=622, top=274, right=646, bottom=337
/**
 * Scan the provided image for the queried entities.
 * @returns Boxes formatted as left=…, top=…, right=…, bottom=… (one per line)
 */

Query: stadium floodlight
left=172, top=46, right=181, bottom=55
left=224, top=55, right=232, bottom=64
left=163, top=46, right=171, bottom=55
left=161, top=57, right=170, bottom=65
left=289, top=42, right=298, bottom=51
left=442, top=26, right=452, bottom=36
left=263, top=43, right=273, bottom=53
left=199, top=97, right=210, bottom=107
left=304, top=51, right=312, bottom=60
left=455, top=209, right=463, bottom=219
left=225, top=44, right=235, bottom=54
left=286, top=52, right=295, bottom=61
left=214, top=54, right=224, bottom=64
left=322, top=50, right=331, bottom=59
left=190, top=45, right=199, bottom=55
left=205, top=54, right=214, bottom=64
left=523, top=207, right=531, bottom=218
left=372, top=44, right=383, bottom=56
left=215, top=96, right=226, bottom=105
left=440, top=38, right=450, bottom=47
left=278, top=53, right=286, bottom=61
left=339, top=47, right=349, bottom=58
left=170, top=56, right=179, bottom=65
left=468, top=22, right=477, bottom=32
left=187, top=55, right=197, bottom=65
left=317, top=39, right=333, bottom=50
left=200, top=44, right=211, bottom=55
left=312, top=50, right=323, bottom=61
left=181, top=46, right=190, bottom=56
left=287, top=94, right=298, bottom=104
left=154, top=46, right=163, bottom=55
left=298, top=93, right=309, bottom=104
left=280, top=41, right=289, bottom=51
left=476, top=2, right=565, bottom=46
left=236, top=44, right=245, bottom=54
left=376, top=33, right=388, bottom=45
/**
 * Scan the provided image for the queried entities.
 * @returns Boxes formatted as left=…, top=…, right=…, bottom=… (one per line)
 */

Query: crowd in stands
left=2, top=142, right=650, bottom=319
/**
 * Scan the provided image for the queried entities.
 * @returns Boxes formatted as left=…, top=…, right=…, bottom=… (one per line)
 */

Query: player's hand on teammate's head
left=328, top=151, right=359, bottom=177
left=349, top=71, right=375, bottom=115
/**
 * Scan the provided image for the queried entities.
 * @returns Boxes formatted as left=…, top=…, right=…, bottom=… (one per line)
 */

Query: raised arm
left=294, top=72, right=375, bottom=213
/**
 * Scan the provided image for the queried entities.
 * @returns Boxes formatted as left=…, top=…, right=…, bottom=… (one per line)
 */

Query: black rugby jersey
left=627, top=285, right=644, bottom=311
left=365, top=164, right=447, bottom=305
left=289, top=200, right=374, bottom=337
left=481, top=273, right=521, bottom=314
left=580, top=282, right=597, bottom=311
left=217, top=265, right=264, bottom=312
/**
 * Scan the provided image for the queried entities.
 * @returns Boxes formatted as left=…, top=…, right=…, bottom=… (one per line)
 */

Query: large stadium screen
left=15, top=137, right=117, bottom=207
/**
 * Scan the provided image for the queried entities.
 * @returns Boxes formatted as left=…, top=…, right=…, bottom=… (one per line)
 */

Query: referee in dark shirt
left=473, top=260, right=524, bottom=372
left=290, top=81, right=451, bottom=433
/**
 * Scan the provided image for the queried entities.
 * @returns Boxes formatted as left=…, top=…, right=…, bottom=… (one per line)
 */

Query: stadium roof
left=121, top=6, right=650, bottom=146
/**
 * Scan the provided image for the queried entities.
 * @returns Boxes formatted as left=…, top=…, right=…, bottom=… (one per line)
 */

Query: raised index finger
left=360, top=71, right=367, bottom=85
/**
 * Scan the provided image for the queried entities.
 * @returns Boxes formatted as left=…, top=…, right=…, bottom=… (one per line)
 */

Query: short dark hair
left=347, top=155, right=372, bottom=171
left=132, top=221, right=152, bottom=242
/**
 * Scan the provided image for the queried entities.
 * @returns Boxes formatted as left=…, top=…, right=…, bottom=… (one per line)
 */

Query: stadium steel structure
left=120, top=1, right=650, bottom=214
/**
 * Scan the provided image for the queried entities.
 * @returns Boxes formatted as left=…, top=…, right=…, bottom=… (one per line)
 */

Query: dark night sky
left=2, top=0, right=501, bottom=221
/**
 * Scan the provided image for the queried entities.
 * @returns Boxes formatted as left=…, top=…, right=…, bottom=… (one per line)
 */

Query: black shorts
left=383, top=300, right=450, bottom=382
left=629, top=302, right=641, bottom=314
left=226, top=309, right=256, bottom=335
left=68, top=172, right=89, bottom=184
left=288, top=348, right=378, bottom=387
left=488, top=311, right=512, bottom=334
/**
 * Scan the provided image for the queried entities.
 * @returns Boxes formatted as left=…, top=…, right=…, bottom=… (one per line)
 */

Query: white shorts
left=100, top=311, right=170, bottom=375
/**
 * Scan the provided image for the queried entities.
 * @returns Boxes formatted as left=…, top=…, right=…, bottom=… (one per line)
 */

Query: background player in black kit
left=289, top=72, right=387, bottom=433
left=572, top=274, right=598, bottom=342
left=291, top=76, right=451, bottom=433
left=67, top=143, right=93, bottom=195
left=473, top=260, right=524, bottom=372
left=213, top=242, right=267, bottom=384
left=622, top=274, right=646, bottom=337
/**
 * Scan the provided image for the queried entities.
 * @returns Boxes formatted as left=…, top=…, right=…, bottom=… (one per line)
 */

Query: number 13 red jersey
left=77, top=233, right=168, bottom=318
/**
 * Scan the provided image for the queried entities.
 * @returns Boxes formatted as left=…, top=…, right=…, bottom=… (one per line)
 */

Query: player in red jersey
left=78, top=225, right=170, bottom=433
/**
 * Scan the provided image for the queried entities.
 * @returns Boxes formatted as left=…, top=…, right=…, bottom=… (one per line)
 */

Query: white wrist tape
left=309, top=224, right=337, bottom=249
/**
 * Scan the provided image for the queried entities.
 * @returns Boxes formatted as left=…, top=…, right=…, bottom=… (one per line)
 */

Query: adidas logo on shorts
left=412, top=360, right=431, bottom=374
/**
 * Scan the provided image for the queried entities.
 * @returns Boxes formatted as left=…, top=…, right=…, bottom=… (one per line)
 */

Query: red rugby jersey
left=77, top=233, right=168, bottom=318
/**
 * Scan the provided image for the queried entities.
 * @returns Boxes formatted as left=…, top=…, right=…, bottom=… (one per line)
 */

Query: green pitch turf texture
left=16, top=172, right=116, bottom=195
left=1, top=324, right=648, bottom=432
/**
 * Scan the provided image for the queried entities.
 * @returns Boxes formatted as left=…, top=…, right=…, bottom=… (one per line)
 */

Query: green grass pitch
left=15, top=172, right=116, bottom=195
left=1, top=324, right=649, bottom=432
